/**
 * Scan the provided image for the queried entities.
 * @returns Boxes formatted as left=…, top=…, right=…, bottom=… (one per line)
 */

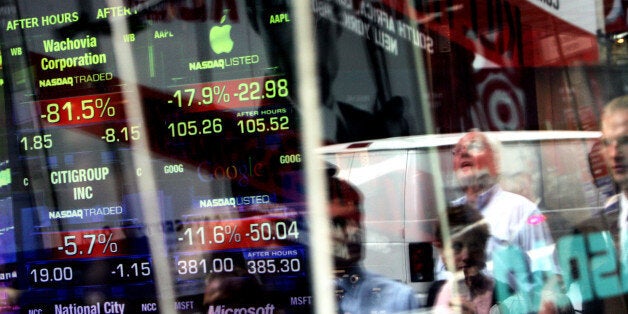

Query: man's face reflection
left=601, top=108, right=628, bottom=189
left=329, top=198, right=363, bottom=269
left=453, top=132, right=498, bottom=184
left=451, top=232, right=486, bottom=278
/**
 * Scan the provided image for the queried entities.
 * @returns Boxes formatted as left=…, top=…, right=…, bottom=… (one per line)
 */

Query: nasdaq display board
left=0, top=1, right=310, bottom=313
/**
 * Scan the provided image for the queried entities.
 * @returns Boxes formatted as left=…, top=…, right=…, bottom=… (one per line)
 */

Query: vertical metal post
left=293, top=2, right=336, bottom=313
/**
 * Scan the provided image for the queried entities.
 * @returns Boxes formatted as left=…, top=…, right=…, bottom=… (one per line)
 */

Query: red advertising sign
left=383, top=0, right=598, bottom=67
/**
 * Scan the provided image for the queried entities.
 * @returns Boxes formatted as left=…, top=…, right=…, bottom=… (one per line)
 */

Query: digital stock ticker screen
left=0, top=1, right=309, bottom=313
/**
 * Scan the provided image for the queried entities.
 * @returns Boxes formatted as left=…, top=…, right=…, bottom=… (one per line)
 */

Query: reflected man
left=431, top=204, right=495, bottom=313
left=450, top=130, right=555, bottom=274
left=573, top=95, right=628, bottom=313
left=327, top=173, right=419, bottom=313
left=599, top=95, right=628, bottom=251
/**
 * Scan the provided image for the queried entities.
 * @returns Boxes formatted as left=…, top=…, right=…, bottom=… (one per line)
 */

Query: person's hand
left=449, top=296, right=476, bottom=314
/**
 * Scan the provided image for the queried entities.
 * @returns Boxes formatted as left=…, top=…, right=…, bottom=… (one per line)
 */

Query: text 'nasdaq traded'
left=49, top=206, right=123, bottom=220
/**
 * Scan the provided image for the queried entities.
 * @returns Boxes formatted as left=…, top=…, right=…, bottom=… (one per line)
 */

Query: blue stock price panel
left=174, top=252, right=244, bottom=281
left=173, top=248, right=305, bottom=282
left=27, top=257, right=154, bottom=288
left=244, top=248, right=304, bottom=276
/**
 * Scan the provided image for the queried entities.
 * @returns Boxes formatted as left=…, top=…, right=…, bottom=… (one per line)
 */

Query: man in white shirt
left=598, top=96, right=628, bottom=251
left=575, top=95, right=628, bottom=313
left=450, top=130, right=556, bottom=274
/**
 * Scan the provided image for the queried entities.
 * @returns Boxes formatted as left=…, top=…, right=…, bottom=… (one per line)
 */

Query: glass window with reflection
left=0, top=0, right=625, bottom=313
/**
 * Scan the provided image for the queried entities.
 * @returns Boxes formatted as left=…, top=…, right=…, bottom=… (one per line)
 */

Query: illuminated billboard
left=1, top=1, right=310, bottom=313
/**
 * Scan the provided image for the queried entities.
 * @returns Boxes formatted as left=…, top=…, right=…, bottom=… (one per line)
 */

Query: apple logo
left=209, top=14, right=234, bottom=54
